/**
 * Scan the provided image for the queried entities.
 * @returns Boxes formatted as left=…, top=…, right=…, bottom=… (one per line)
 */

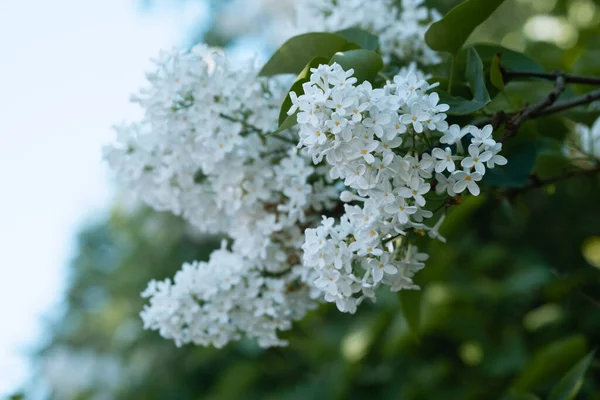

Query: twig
left=500, top=74, right=566, bottom=142
left=474, top=83, right=600, bottom=129
left=532, top=88, right=600, bottom=118
left=270, top=134, right=297, bottom=145
left=506, top=163, right=600, bottom=198
left=219, top=113, right=263, bottom=134
left=504, top=70, right=600, bottom=86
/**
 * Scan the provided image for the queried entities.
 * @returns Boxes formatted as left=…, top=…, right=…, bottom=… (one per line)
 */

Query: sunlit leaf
left=490, top=54, right=505, bottom=91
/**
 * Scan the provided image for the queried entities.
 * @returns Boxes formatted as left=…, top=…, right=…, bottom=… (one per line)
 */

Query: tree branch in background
left=533, top=88, right=600, bottom=118
left=503, top=70, right=600, bottom=86
left=499, top=74, right=566, bottom=142
left=505, top=162, right=600, bottom=199
left=474, top=73, right=600, bottom=131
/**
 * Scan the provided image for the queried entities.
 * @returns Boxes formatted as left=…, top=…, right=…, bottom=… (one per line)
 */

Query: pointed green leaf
left=398, top=289, right=422, bottom=336
left=334, top=27, right=379, bottom=51
left=425, top=0, right=506, bottom=54
left=329, top=49, right=383, bottom=83
left=259, top=33, right=355, bottom=77
left=548, top=350, right=596, bottom=400
left=271, top=56, right=329, bottom=134
left=271, top=113, right=299, bottom=136
left=439, top=47, right=490, bottom=115
left=490, top=54, right=505, bottom=91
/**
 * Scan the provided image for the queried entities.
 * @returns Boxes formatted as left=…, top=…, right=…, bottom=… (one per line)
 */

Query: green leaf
left=548, top=350, right=596, bottom=400
left=425, top=0, right=507, bottom=54
left=275, top=56, right=329, bottom=130
left=512, top=335, right=587, bottom=391
left=334, top=27, right=379, bottom=51
left=398, top=289, right=422, bottom=336
left=439, top=47, right=491, bottom=115
left=472, top=44, right=544, bottom=73
left=259, top=32, right=356, bottom=77
left=272, top=113, right=299, bottom=136
left=329, top=49, right=383, bottom=83
left=490, top=54, right=505, bottom=91
left=484, top=141, right=538, bottom=188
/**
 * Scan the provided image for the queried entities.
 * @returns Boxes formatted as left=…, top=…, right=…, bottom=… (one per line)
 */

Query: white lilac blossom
left=105, top=56, right=508, bottom=347
left=104, top=46, right=337, bottom=348
left=286, top=0, right=441, bottom=65
left=293, top=63, right=507, bottom=313
left=140, top=242, right=317, bottom=348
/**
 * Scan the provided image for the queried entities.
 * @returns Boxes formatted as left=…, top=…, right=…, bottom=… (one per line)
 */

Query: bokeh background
left=2, top=0, right=599, bottom=398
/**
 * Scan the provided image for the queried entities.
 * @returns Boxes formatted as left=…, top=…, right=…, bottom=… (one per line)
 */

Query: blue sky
left=0, top=0, right=207, bottom=395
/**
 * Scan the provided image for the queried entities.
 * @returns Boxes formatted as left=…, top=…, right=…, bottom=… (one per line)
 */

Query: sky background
left=0, top=0, right=208, bottom=395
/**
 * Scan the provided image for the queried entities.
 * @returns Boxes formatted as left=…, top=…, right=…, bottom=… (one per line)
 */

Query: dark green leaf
left=425, top=0, right=507, bottom=54
left=329, top=49, right=383, bottom=83
left=548, top=350, right=596, bottom=400
left=490, top=54, right=505, bottom=91
left=439, top=47, right=491, bottom=115
left=334, top=27, right=379, bottom=51
left=484, top=141, right=538, bottom=188
left=398, top=289, right=422, bottom=336
left=275, top=56, right=329, bottom=129
left=259, top=33, right=355, bottom=77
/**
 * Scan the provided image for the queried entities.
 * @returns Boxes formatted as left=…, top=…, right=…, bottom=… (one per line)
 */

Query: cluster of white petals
left=104, top=46, right=337, bottom=347
left=289, top=0, right=441, bottom=64
left=293, top=63, right=507, bottom=313
left=141, top=242, right=318, bottom=348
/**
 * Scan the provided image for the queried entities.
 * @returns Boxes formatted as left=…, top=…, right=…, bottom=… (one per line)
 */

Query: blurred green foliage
left=28, top=0, right=600, bottom=398
left=33, top=169, right=600, bottom=399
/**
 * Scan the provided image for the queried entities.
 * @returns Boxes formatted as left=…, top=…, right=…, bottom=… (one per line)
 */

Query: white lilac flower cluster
left=104, top=45, right=338, bottom=348
left=293, top=63, right=507, bottom=313
left=140, top=242, right=318, bottom=348
left=105, top=47, right=509, bottom=346
left=289, top=0, right=441, bottom=65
